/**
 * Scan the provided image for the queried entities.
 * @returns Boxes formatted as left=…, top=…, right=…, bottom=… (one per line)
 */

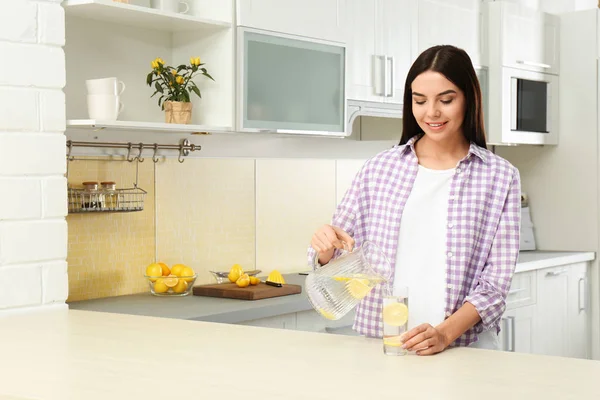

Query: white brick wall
left=0, top=0, right=67, bottom=313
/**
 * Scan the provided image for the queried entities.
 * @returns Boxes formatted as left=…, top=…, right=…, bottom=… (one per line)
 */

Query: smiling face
left=411, top=70, right=466, bottom=143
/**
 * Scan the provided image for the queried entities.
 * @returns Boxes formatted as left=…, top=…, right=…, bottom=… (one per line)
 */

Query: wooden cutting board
left=193, top=282, right=302, bottom=300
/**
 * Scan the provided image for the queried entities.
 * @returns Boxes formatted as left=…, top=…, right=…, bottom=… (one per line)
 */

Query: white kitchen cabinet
left=295, top=309, right=356, bottom=334
left=499, top=305, right=536, bottom=353
left=345, top=0, right=416, bottom=104
left=567, top=262, right=589, bottom=359
left=236, top=0, right=346, bottom=43
left=417, top=0, right=483, bottom=67
left=487, top=1, right=560, bottom=75
left=534, top=265, right=570, bottom=357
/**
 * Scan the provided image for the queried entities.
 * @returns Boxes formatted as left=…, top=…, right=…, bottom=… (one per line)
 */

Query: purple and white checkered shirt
left=307, top=136, right=521, bottom=347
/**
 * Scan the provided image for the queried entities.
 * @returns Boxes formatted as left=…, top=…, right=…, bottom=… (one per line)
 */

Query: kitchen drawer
left=506, top=271, right=537, bottom=310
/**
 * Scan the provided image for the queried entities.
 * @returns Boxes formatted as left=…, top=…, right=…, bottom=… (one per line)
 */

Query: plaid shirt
left=308, top=136, right=521, bottom=347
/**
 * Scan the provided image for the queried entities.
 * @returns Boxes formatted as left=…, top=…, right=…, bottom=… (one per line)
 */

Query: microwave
left=236, top=28, right=348, bottom=136
left=487, top=66, right=559, bottom=145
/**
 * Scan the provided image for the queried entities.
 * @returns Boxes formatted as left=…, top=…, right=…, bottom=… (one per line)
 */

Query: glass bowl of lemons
left=144, top=262, right=197, bottom=296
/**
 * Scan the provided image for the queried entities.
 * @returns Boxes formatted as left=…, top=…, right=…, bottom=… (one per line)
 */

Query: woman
left=308, top=45, right=521, bottom=355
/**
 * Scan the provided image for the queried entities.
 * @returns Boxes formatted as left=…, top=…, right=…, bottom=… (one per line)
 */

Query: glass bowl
left=144, top=274, right=197, bottom=296
left=209, top=269, right=261, bottom=284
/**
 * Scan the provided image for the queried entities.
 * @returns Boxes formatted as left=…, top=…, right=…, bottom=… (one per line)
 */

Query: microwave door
left=511, top=77, right=549, bottom=133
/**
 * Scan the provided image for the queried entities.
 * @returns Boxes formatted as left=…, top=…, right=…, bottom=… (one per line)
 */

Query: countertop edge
left=515, top=251, right=596, bottom=274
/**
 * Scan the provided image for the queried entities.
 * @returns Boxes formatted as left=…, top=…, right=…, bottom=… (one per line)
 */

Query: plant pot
left=164, top=101, right=192, bottom=124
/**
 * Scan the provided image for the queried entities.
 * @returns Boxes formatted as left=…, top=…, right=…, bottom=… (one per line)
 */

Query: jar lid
left=100, top=181, right=116, bottom=185
left=82, top=181, right=98, bottom=186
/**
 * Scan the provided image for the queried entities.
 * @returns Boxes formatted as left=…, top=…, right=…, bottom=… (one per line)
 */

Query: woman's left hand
left=401, top=323, right=449, bottom=355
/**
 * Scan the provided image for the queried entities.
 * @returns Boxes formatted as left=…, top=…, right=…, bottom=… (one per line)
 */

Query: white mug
left=150, top=0, right=189, bottom=14
left=86, top=77, right=126, bottom=96
left=87, top=95, right=124, bottom=121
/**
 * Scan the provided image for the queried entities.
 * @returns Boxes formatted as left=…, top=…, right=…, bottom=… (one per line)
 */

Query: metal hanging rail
left=66, top=138, right=201, bottom=163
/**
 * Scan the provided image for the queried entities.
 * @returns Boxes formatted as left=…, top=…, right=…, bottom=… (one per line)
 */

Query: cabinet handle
left=374, top=55, right=386, bottom=96
left=386, top=56, right=395, bottom=98
left=578, top=277, right=586, bottom=313
left=516, top=60, right=551, bottom=69
left=546, top=268, right=568, bottom=277
left=501, top=318, right=509, bottom=351
left=382, top=55, right=388, bottom=97
left=507, top=316, right=516, bottom=352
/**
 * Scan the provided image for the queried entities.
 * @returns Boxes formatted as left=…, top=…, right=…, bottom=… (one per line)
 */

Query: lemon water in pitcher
left=305, top=241, right=391, bottom=321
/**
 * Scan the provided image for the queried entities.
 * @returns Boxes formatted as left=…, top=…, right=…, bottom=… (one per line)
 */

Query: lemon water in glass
left=382, top=286, right=409, bottom=356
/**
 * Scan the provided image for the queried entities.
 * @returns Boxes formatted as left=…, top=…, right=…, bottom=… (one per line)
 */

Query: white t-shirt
left=394, top=164, right=498, bottom=350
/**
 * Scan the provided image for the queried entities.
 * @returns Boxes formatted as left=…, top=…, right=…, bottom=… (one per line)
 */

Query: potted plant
left=146, top=57, right=214, bottom=124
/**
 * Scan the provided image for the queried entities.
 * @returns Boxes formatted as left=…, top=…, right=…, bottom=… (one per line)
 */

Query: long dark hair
left=399, top=45, right=487, bottom=149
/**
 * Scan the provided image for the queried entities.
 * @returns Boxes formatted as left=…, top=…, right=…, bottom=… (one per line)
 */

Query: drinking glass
left=382, top=285, right=409, bottom=356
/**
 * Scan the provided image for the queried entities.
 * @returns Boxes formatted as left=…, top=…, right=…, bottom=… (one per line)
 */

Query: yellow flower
left=156, top=57, right=165, bottom=65
left=190, top=56, right=201, bottom=66
left=151, top=60, right=159, bottom=69
left=171, top=69, right=177, bottom=76
left=151, top=57, right=165, bottom=70
left=176, top=76, right=184, bottom=85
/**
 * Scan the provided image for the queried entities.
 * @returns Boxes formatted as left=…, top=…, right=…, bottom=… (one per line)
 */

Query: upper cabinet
left=345, top=0, right=416, bottom=105
left=236, top=0, right=346, bottom=43
left=487, top=1, right=560, bottom=75
left=418, top=0, right=483, bottom=67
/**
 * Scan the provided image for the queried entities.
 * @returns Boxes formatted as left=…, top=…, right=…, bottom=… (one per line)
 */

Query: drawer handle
left=508, top=288, right=526, bottom=295
left=516, top=60, right=551, bottom=69
left=546, top=269, right=568, bottom=277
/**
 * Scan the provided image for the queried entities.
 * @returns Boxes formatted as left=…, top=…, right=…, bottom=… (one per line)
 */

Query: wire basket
left=68, top=186, right=147, bottom=213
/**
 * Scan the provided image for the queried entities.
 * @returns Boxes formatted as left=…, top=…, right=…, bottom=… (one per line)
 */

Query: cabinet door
left=237, top=0, right=346, bottom=43
left=499, top=305, right=535, bottom=353
left=380, top=0, right=416, bottom=104
left=534, top=266, right=569, bottom=357
left=345, top=0, right=383, bottom=103
left=501, top=3, right=560, bottom=74
left=418, top=0, right=482, bottom=67
left=567, top=262, right=589, bottom=359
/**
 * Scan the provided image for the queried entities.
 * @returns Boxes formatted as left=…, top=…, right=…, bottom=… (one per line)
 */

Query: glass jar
left=100, top=181, right=118, bottom=210
left=81, top=181, right=101, bottom=210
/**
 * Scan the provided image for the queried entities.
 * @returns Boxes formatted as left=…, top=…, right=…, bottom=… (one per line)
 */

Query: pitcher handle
left=313, top=241, right=351, bottom=268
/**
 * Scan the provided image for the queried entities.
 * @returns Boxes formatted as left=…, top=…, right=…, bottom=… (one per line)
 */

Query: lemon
left=228, top=264, right=244, bottom=283
left=172, top=279, right=188, bottom=293
left=249, top=276, right=260, bottom=285
left=170, top=264, right=187, bottom=277
left=158, top=262, right=170, bottom=276
left=180, top=266, right=195, bottom=282
left=236, top=273, right=250, bottom=288
left=145, top=263, right=163, bottom=282
left=383, top=303, right=409, bottom=326
left=346, top=278, right=372, bottom=299
left=153, top=279, right=169, bottom=293
left=163, top=274, right=179, bottom=288
left=383, top=336, right=404, bottom=347
left=318, top=309, right=336, bottom=320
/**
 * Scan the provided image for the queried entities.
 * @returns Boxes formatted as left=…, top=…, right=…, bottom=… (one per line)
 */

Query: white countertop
left=515, top=251, right=595, bottom=273
left=0, top=309, right=599, bottom=400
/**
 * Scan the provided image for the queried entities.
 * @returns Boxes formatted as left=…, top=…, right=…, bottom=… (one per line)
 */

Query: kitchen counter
left=0, top=309, right=599, bottom=399
left=69, top=251, right=595, bottom=323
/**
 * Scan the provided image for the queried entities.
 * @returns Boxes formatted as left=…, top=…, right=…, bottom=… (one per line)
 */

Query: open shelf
left=67, top=119, right=233, bottom=135
left=63, top=0, right=232, bottom=32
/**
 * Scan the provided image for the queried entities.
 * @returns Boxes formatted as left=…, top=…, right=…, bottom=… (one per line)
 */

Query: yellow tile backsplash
left=155, top=158, right=256, bottom=286
left=66, top=156, right=363, bottom=301
left=66, top=158, right=155, bottom=302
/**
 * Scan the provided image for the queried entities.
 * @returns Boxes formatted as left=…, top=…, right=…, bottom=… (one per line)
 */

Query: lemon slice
left=318, top=308, right=337, bottom=320
left=163, top=274, right=179, bottom=288
left=383, top=303, right=408, bottom=326
left=347, top=278, right=372, bottom=299
left=333, top=276, right=352, bottom=282
left=383, top=336, right=404, bottom=347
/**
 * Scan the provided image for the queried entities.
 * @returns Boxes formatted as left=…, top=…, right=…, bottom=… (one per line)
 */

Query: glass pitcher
left=305, top=241, right=392, bottom=321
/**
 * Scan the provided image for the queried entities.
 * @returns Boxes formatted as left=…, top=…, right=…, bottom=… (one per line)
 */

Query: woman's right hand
left=311, top=225, right=355, bottom=265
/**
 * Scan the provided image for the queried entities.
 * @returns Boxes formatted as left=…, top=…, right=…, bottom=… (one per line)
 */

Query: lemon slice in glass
left=347, top=278, right=372, bottom=299
left=383, top=336, right=404, bottom=347
left=383, top=303, right=408, bottom=326
left=318, top=308, right=337, bottom=320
